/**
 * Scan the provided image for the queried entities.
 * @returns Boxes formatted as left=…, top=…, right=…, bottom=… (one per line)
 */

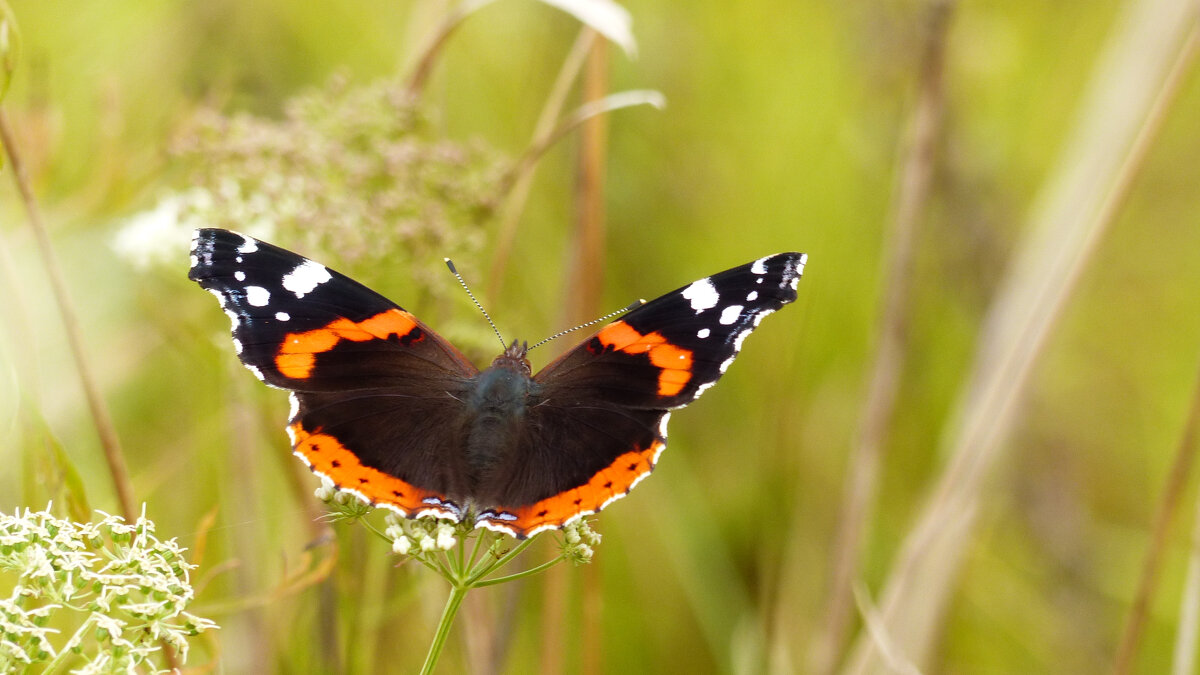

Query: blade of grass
left=404, top=0, right=500, bottom=96
left=1135, top=356, right=1200, bottom=675
left=806, top=4, right=953, bottom=673
left=842, top=0, right=1200, bottom=671
left=1173, top=399, right=1200, bottom=675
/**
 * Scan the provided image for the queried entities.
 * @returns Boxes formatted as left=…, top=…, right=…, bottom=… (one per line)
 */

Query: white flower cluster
left=560, top=520, right=602, bottom=563
left=384, top=514, right=458, bottom=556
left=0, top=505, right=217, bottom=673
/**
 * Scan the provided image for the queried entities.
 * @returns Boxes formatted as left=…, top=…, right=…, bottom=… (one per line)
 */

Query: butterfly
left=189, top=228, right=806, bottom=538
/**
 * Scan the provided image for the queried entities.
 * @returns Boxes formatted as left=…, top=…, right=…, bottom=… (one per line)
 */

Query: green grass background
left=2, top=0, right=1200, bottom=672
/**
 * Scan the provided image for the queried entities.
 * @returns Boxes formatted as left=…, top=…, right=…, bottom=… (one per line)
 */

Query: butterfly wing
left=473, top=252, right=807, bottom=537
left=189, top=228, right=479, bottom=519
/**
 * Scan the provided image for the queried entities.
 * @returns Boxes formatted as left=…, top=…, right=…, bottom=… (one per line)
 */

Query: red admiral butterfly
left=189, top=228, right=806, bottom=538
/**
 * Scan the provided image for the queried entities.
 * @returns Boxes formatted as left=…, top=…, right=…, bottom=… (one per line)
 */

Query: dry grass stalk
left=842, top=0, right=1200, bottom=670
left=0, top=109, right=137, bottom=521
left=808, top=3, right=953, bottom=673
left=1112, top=22, right=1200, bottom=674
left=488, top=28, right=597, bottom=300
left=1173, top=376, right=1200, bottom=675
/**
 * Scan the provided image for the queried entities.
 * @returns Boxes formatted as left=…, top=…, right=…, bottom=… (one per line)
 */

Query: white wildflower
left=435, top=523, right=457, bottom=551
left=392, top=536, right=413, bottom=556
left=0, top=505, right=217, bottom=671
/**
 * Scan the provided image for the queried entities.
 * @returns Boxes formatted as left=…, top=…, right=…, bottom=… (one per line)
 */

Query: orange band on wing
left=289, top=422, right=450, bottom=517
left=275, top=309, right=421, bottom=379
left=477, top=439, right=664, bottom=538
left=596, top=322, right=694, bottom=396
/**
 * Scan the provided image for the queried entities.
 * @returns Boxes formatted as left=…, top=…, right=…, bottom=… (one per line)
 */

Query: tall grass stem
left=808, top=3, right=952, bottom=673
left=0, top=109, right=137, bottom=522
left=843, top=0, right=1200, bottom=670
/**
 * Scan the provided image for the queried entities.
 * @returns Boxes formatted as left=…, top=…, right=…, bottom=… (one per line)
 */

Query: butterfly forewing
left=533, top=252, right=806, bottom=408
left=189, top=228, right=478, bottom=390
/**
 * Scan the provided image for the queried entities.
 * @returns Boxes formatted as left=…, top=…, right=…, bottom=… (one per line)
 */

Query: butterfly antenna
left=528, top=299, right=646, bottom=351
left=445, top=258, right=507, bottom=350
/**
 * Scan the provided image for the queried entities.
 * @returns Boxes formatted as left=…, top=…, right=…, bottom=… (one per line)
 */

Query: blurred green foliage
left=1, top=0, right=1199, bottom=672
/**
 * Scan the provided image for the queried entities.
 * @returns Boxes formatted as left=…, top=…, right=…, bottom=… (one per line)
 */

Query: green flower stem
left=432, top=556, right=455, bottom=580
left=360, top=519, right=390, bottom=543
left=473, top=555, right=564, bottom=588
left=466, top=529, right=487, bottom=569
left=420, top=584, right=469, bottom=675
left=42, top=614, right=97, bottom=674
left=465, top=538, right=536, bottom=585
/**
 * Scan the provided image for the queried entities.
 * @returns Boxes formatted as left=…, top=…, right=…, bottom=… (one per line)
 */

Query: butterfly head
left=491, top=339, right=531, bottom=377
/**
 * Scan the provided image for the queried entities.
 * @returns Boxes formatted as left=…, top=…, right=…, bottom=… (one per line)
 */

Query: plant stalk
left=421, top=584, right=470, bottom=675
left=0, top=110, right=137, bottom=523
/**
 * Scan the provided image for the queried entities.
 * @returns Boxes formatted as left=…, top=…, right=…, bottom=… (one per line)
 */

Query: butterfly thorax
left=463, top=340, right=538, bottom=484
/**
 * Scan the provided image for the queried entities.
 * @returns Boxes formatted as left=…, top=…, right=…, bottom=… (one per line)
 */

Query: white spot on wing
left=234, top=271, right=246, bottom=281
left=718, top=356, right=735, bottom=373
left=288, top=393, right=300, bottom=420
left=236, top=236, right=258, bottom=254
left=681, top=278, right=720, bottom=313
left=232, top=338, right=243, bottom=354
left=247, top=365, right=266, bottom=381
left=746, top=290, right=758, bottom=302
left=275, top=311, right=291, bottom=321
left=245, top=286, right=270, bottom=307
left=697, top=328, right=711, bottom=339
left=719, top=305, right=743, bottom=325
left=751, top=256, right=770, bottom=274
left=657, top=412, right=672, bottom=438
left=283, top=260, right=332, bottom=298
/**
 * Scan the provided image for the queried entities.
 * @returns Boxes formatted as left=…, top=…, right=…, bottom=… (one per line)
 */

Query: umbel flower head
left=115, top=74, right=505, bottom=315
left=0, top=505, right=217, bottom=673
left=315, top=479, right=602, bottom=583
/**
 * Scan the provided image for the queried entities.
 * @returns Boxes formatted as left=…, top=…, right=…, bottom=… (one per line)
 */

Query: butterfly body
left=190, top=228, right=806, bottom=538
